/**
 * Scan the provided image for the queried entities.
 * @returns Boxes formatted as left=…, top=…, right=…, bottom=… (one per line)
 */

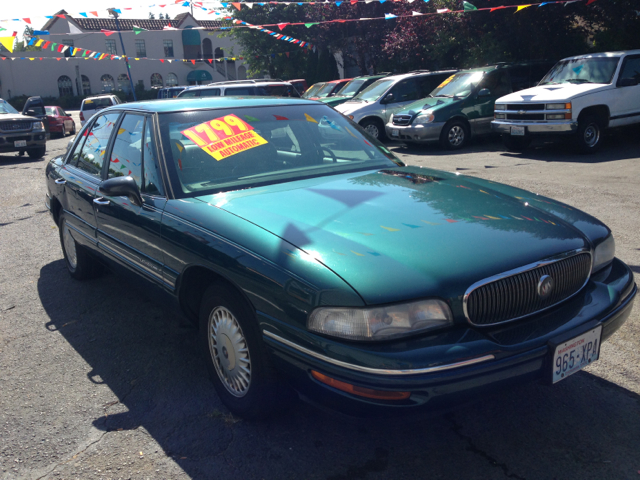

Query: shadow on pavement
left=0, top=153, right=45, bottom=167
left=37, top=260, right=640, bottom=479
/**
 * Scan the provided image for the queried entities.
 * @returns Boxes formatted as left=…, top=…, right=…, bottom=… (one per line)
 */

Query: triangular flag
left=232, top=2, right=242, bottom=9
left=586, top=0, right=597, bottom=4
left=68, top=21, right=82, bottom=34
left=0, top=37, right=15, bottom=53
left=35, top=39, right=43, bottom=47
left=516, top=4, right=532, bottom=11
left=490, top=6, right=506, bottom=11
left=411, top=11, right=423, bottom=15
left=133, top=26, right=147, bottom=35
left=23, top=18, right=31, bottom=24
left=384, top=13, right=397, bottom=19
left=305, top=113, right=318, bottom=123
left=160, top=59, right=165, bottom=63
left=90, top=11, right=99, bottom=16
left=285, top=52, right=290, bottom=57
left=463, top=1, right=477, bottom=11
left=101, top=30, right=117, bottom=36
left=191, top=59, right=196, bottom=64
left=246, top=3, right=254, bottom=7
left=277, top=23, right=288, bottom=30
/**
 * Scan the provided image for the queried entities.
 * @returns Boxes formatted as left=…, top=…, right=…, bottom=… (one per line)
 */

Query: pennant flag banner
left=0, top=36, right=16, bottom=53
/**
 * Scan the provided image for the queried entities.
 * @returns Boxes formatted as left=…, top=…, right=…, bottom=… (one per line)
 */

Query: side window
left=481, top=72, right=511, bottom=97
left=74, top=113, right=119, bottom=177
left=418, top=76, right=435, bottom=98
left=67, top=135, right=89, bottom=167
left=108, top=114, right=145, bottom=188
left=618, top=56, right=640, bottom=84
left=142, top=119, right=164, bottom=196
left=199, top=88, right=221, bottom=97
left=388, top=79, right=419, bottom=103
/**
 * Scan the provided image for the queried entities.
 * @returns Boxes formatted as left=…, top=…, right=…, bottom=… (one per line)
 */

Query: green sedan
left=45, top=97, right=636, bottom=419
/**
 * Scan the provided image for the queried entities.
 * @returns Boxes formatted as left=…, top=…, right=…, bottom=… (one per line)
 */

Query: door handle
left=93, top=197, right=110, bottom=206
left=54, top=178, right=66, bottom=185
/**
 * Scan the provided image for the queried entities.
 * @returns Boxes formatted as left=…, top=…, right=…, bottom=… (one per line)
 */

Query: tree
left=13, top=25, right=41, bottom=53
left=159, top=13, right=164, bottom=20
left=165, top=13, right=171, bottom=20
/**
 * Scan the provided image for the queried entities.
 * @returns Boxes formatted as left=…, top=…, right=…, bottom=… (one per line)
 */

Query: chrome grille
left=392, top=115, right=412, bottom=126
left=506, top=104, right=545, bottom=111
left=506, top=113, right=545, bottom=121
left=0, top=121, right=32, bottom=132
left=465, top=252, right=591, bottom=326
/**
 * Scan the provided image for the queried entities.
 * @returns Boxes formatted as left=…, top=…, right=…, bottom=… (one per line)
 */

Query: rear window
left=262, top=85, right=300, bottom=97
left=83, top=98, right=114, bottom=109
left=224, top=87, right=256, bottom=96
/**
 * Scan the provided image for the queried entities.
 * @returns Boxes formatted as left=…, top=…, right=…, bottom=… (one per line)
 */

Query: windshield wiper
left=434, top=94, right=453, bottom=98
left=564, top=79, right=595, bottom=84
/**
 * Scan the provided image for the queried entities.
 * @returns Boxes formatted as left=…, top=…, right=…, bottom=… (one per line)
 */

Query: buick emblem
left=537, top=275, right=554, bottom=299
left=518, top=110, right=526, bottom=115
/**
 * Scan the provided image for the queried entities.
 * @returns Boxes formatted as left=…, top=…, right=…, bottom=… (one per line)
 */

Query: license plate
left=391, top=129, right=399, bottom=137
left=510, top=126, right=525, bottom=136
left=551, top=326, right=602, bottom=384
left=14, top=140, right=27, bottom=147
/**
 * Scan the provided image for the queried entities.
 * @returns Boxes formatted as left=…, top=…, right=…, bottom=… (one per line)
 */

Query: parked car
left=80, top=94, right=122, bottom=127
left=289, top=79, right=309, bottom=95
left=319, top=74, right=389, bottom=108
left=178, top=80, right=300, bottom=98
left=45, top=106, right=76, bottom=137
left=307, top=78, right=352, bottom=100
left=386, top=62, right=555, bottom=149
left=45, top=96, right=635, bottom=419
left=492, top=50, right=640, bottom=153
left=157, top=86, right=188, bottom=99
left=301, top=82, right=325, bottom=99
left=336, top=70, right=457, bottom=140
left=0, top=97, right=47, bottom=159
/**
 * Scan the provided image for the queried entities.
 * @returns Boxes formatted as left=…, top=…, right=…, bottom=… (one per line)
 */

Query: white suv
left=177, top=80, right=300, bottom=98
left=80, top=94, right=121, bottom=127
left=492, top=50, right=640, bottom=153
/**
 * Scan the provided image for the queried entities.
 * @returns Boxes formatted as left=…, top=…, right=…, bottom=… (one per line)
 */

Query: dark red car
left=45, top=106, right=76, bottom=137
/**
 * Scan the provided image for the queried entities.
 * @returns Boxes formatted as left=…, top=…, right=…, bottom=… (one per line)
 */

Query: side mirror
left=618, top=78, right=639, bottom=87
left=382, top=93, right=395, bottom=104
left=477, top=88, right=491, bottom=97
left=100, top=176, right=142, bottom=206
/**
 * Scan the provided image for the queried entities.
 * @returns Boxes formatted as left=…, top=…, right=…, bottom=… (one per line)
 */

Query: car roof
left=372, top=70, right=458, bottom=82
left=559, top=49, right=640, bottom=61
left=102, top=96, right=320, bottom=113
left=324, top=78, right=352, bottom=84
left=184, top=81, right=293, bottom=91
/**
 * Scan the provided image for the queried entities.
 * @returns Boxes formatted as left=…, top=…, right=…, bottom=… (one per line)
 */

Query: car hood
left=320, top=95, right=352, bottom=105
left=397, top=96, right=458, bottom=115
left=497, top=83, right=611, bottom=103
left=0, top=113, right=40, bottom=121
left=334, top=100, right=375, bottom=116
left=196, top=167, right=589, bottom=306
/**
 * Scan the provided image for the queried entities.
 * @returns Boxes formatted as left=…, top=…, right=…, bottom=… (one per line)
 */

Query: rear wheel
left=58, top=214, right=102, bottom=280
left=501, top=134, right=532, bottom=152
left=71, top=123, right=76, bottom=135
left=360, top=118, right=386, bottom=141
left=27, top=146, right=46, bottom=159
left=199, top=284, right=292, bottom=419
left=575, top=114, right=603, bottom=154
left=440, top=120, right=469, bottom=150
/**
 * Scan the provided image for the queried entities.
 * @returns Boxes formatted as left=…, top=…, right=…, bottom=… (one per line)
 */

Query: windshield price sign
left=181, top=114, right=268, bottom=161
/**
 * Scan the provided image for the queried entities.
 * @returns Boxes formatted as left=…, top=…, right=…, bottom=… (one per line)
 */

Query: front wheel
left=575, top=115, right=603, bottom=154
left=440, top=120, right=469, bottom=150
left=199, top=284, right=293, bottom=419
left=359, top=118, right=386, bottom=141
left=27, top=146, right=46, bottom=159
left=71, top=123, right=76, bottom=135
left=501, top=134, right=532, bottom=152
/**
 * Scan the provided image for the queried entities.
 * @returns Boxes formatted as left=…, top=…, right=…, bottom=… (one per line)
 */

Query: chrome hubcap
left=448, top=126, right=465, bottom=146
left=62, top=222, right=78, bottom=269
left=583, top=124, right=600, bottom=147
left=208, top=306, right=251, bottom=397
left=364, top=124, right=379, bottom=138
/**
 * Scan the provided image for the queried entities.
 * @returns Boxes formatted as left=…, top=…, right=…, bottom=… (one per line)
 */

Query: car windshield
left=429, top=72, right=485, bottom=98
left=159, top=104, right=402, bottom=197
left=336, top=79, right=366, bottom=97
left=539, top=57, right=620, bottom=85
left=83, top=98, right=114, bottom=109
left=302, top=83, right=324, bottom=98
left=313, top=83, right=340, bottom=98
left=0, top=100, right=19, bottom=115
left=352, top=79, right=395, bottom=103
left=45, top=107, right=56, bottom=115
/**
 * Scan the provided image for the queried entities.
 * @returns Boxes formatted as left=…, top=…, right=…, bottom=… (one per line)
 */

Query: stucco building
left=0, top=11, right=248, bottom=99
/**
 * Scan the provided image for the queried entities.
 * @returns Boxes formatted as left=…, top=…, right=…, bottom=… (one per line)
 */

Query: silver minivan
left=335, top=70, right=457, bottom=140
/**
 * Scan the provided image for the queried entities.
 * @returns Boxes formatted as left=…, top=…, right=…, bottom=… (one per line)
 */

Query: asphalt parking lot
left=1, top=125, right=639, bottom=480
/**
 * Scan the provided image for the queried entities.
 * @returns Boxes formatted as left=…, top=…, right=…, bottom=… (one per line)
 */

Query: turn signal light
left=311, top=370, right=411, bottom=401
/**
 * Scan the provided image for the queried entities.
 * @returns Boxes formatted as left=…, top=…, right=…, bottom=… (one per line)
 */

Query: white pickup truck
left=492, top=50, right=640, bottom=153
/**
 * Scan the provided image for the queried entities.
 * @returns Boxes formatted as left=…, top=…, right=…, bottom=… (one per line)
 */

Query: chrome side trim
left=463, top=248, right=592, bottom=327
left=263, top=330, right=495, bottom=376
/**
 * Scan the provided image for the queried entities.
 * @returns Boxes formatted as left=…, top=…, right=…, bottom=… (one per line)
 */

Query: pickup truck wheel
left=58, top=214, right=102, bottom=280
left=360, top=118, right=386, bottom=141
left=575, top=115, right=603, bottom=154
left=501, top=134, right=532, bottom=152
left=440, top=120, right=469, bottom=150
left=27, top=146, right=46, bottom=159
left=199, top=284, right=293, bottom=419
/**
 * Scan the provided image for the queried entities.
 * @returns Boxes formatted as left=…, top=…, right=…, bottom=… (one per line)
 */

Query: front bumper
left=492, top=120, right=578, bottom=135
left=0, top=132, right=46, bottom=153
left=264, top=258, right=636, bottom=417
left=385, top=121, right=445, bottom=143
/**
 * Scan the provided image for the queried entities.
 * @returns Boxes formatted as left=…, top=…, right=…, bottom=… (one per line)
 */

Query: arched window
left=117, top=74, right=130, bottom=93
left=58, top=75, right=73, bottom=97
left=150, top=73, right=163, bottom=88
left=166, top=73, right=178, bottom=87
left=202, top=38, right=213, bottom=59
left=237, top=66, right=247, bottom=80
left=215, top=47, right=224, bottom=59
left=101, top=74, right=115, bottom=93
left=81, top=75, right=91, bottom=96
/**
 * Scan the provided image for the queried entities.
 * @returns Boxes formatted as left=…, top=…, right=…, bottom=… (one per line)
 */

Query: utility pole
left=108, top=8, right=137, bottom=101
left=191, top=1, right=194, bottom=16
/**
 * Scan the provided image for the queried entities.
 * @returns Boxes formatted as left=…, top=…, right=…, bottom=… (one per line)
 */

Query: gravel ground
left=0, top=126, right=638, bottom=480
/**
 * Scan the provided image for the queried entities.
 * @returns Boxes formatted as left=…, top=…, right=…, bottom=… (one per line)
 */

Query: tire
left=199, top=284, right=292, bottom=419
left=360, top=118, right=386, bottom=141
left=440, top=120, right=469, bottom=150
left=58, top=214, right=102, bottom=280
left=575, top=114, right=603, bottom=154
left=501, top=134, right=532, bottom=152
left=71, top=123, right=76, bottom=135
left=27, top=146, right=46, bottom=159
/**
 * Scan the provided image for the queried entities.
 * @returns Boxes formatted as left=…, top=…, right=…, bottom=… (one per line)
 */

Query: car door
left=55, top=113, right=120, bottom=248
left=94, top=113, right=168, bottom=285
left=470, top=70, right=511, bottom=135
left=610, top=54, right=640, bottom=127
left=382, top=78, right=420, bottom=122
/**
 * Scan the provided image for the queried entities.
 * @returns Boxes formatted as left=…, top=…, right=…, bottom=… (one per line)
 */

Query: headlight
left=413, top=113, right=435, bottom=125
left=546, top=103, right=570, bottom=110
left=495, top=104, right=506, bottom=111
left=308, top=299, right=453, bottom=341
left=592, top=235, right=615, bottom=273
left=32, top=121, right=45, bottom=132
left=546, top=114, right=566, bottom=120
left=495, top=113, right=506, bottom=120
